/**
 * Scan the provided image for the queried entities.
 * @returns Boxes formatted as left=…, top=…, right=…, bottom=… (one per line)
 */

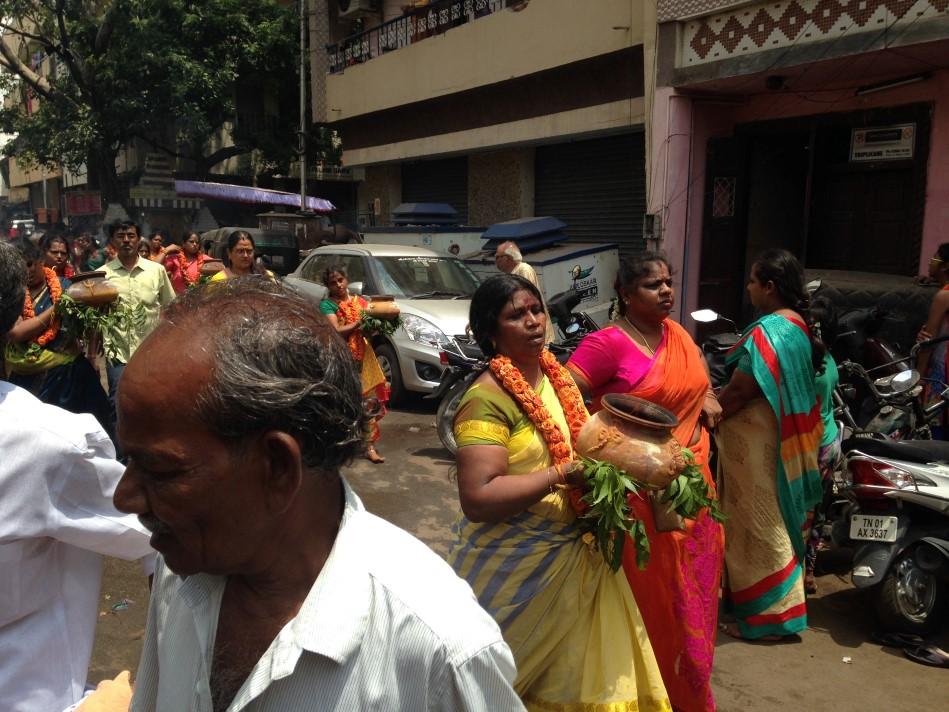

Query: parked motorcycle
left=836, top=434, right=949, bottom=633
left=833, top=337, right=949, bottom=633
left=430, top=288, right=598, bottom=454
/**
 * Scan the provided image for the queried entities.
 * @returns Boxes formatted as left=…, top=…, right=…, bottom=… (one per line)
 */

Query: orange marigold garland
left=336, top=295, right=367, bottom=361
left=21, top=267, right=62, bottom=350
left=177, top=252, right=205, bottom=287
left=489, top=350, right=590, bottom=514
left=489, top=350, right=660, bottom=571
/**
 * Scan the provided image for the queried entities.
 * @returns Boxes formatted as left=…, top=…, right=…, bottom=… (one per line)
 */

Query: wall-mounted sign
left=851, top=124, right=915, bottom=162
left=65, top=191, right=102, bottom=216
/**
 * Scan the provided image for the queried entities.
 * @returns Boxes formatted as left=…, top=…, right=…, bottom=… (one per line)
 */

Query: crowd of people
left=0, top=220, right=911, bottom=711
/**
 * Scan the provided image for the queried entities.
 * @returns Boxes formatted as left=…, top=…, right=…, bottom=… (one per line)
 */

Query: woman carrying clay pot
left=447, top=273, right=669, bottom=711
left=716, top=248, right=824, bottom=641
left=318, top=264, right=388, bottom=464
left=162, top=231, right=213, bottom=294
left=4, top=239, right=112, bottom=436
left=567, top=252, right=724, bottom=712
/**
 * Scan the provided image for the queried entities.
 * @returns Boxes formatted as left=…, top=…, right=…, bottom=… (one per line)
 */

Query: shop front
left=648, top=1, right=949, bottom=329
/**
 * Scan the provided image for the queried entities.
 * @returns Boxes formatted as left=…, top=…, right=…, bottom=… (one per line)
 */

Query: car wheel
left=874, top=546, right=948, bottom=634
left=374, top=343, right=405, bottom=407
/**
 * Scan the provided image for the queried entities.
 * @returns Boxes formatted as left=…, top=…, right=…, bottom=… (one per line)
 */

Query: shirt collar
left=174, top=478, right=371, bottom=668
left=107, top=256, right=144, bottom=273
left=289, top=479, right=370, bottom=664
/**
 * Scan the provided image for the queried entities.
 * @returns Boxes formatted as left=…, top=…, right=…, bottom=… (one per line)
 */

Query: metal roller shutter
left=401, top=157, right=469, bottom=224
left=534, top=132, right=646, bottom=255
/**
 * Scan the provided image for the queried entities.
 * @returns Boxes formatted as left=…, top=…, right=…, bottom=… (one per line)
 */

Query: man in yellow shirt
left=101, top=220, right=176, bottom=422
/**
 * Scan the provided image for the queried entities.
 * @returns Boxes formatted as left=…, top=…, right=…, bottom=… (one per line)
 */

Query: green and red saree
left=717, top=313, right=823, bottom=638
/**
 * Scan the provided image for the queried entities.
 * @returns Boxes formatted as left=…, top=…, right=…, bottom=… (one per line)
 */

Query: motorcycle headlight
left=402, top=314, right=453, bottom=349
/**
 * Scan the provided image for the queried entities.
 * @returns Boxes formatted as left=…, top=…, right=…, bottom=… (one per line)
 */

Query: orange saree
left=569, top=320, right=724, bottom=712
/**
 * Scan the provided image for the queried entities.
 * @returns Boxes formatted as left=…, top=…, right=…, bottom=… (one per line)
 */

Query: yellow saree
left=448, top=377, right=670, bottom=711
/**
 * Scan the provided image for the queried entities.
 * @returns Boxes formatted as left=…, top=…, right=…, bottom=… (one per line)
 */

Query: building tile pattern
left=681, top=0, right=949, bottom=66
left=659, top=0, right=754, bottom=23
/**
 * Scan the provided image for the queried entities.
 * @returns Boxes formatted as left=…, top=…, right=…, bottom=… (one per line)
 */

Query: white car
left=284, top=244, right=482, bottom=404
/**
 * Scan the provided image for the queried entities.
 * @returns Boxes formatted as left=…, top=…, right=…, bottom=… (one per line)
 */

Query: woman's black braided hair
left=752, top=248, right=826, bottom=375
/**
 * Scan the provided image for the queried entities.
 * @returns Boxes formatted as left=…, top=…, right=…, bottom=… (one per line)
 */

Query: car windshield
left=372, top=256, right=480, bottom=298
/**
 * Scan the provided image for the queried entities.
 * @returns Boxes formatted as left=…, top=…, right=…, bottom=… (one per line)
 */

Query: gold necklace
left=624, top=316, right=662, bottom=356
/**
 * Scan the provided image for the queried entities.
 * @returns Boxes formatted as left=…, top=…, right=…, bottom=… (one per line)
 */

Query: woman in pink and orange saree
left=568, top=253, right=724, bottom=712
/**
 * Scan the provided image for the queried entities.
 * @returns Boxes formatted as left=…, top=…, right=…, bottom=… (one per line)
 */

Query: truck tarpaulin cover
left=174, top=180, right=335, bottom=213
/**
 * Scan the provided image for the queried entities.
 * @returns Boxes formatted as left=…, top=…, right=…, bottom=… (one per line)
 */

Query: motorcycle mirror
left=691, top=309, right=720, bottom=323
left=566, top=322, right=580, bottom=335
left=806, top=279, right=822, bottom=294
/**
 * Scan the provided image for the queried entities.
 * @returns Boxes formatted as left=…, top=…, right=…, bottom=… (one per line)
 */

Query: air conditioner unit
left=337, top=0, right=376, bottom=19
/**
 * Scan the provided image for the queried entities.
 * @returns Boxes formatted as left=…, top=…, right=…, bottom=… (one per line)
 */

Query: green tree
left=0, top=0, right=299, bottom=206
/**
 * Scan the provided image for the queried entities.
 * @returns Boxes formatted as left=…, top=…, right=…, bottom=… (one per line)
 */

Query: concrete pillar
left=467, top=148, right=535, bottom=226
left=357, top=164, right=401, bottom=226
left=309, top=0, right=329, bottom=123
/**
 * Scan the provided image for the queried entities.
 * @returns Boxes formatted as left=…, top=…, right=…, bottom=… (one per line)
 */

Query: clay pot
left=365, top=296, right=400, bottom=320
left=574, top=393, right=686, bottom=489
left=200, top=259, right=225, bottom=276
left=65, top=272, right=119, bottom=307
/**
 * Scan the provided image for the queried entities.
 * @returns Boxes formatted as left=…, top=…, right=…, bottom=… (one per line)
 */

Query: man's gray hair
left=500, top=241, right=523, bottom=263
left=163, top=277, right=365, bottom=472
left=0, top=241, right=26, bottom=343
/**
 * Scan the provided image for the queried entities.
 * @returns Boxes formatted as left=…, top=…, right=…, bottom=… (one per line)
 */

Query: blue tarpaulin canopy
left=482, top=216, right=568, bottom=254
left=174, top=180, right=335, bottom=213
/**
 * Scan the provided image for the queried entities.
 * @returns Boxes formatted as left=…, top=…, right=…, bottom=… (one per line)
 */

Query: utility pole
left=298, top=0, right=309, bottom=213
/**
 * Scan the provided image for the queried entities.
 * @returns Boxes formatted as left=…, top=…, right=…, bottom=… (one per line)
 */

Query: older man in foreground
left=113, top=278, right=523, bottom=712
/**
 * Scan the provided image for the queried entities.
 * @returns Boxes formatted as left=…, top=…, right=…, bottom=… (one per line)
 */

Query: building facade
left=648, top=0, right=949, bottom=324
left=312, top=0, right=653, bottom=253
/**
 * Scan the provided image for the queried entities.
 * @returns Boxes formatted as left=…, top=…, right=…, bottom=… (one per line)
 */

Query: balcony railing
left=327, top=0, right=508, bottom=74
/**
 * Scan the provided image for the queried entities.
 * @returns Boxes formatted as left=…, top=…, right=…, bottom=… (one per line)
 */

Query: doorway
left=697, top=103, right=931, bottom=329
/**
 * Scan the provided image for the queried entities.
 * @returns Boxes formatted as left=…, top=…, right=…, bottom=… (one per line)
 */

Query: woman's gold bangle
left=546, top=468, right=554, bottom=493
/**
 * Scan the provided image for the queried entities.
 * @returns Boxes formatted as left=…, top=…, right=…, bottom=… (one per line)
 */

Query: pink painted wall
left=652, top=68, right=949, bottom=330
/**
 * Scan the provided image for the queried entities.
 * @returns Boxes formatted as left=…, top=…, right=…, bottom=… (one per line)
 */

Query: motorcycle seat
left=842, top=437, right=949, bottom=464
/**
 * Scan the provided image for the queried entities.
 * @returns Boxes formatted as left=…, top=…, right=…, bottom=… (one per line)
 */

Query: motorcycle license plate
left=849, top=514, right=898, bottom=543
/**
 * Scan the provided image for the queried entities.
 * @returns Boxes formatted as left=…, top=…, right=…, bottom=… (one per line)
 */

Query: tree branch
left=53, top=0, right=90, bottom=99
left=0, top=22, right=52, bottom=46
left=201, top=144, right=251, bottom=171
left=94, top=0, right=120, bottom=56
left=0, top=34, right=54, bottom=98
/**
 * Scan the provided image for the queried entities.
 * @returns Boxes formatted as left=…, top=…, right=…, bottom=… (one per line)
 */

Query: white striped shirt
left=130, top=480, right=524, bottom=712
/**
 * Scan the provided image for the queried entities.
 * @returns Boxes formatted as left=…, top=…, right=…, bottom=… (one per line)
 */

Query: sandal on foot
left=871, top=631, right=925, bottom=649
left=366, top=447, right=385, bottom=464
left=804, top=573, right=818, bottom=594
left=718, top=622, right=785, bottom=643
left=904, top=644, right=949, bottom=668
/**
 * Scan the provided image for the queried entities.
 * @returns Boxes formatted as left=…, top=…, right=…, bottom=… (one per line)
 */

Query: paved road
left=91, top=403, right=949, bottom=709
